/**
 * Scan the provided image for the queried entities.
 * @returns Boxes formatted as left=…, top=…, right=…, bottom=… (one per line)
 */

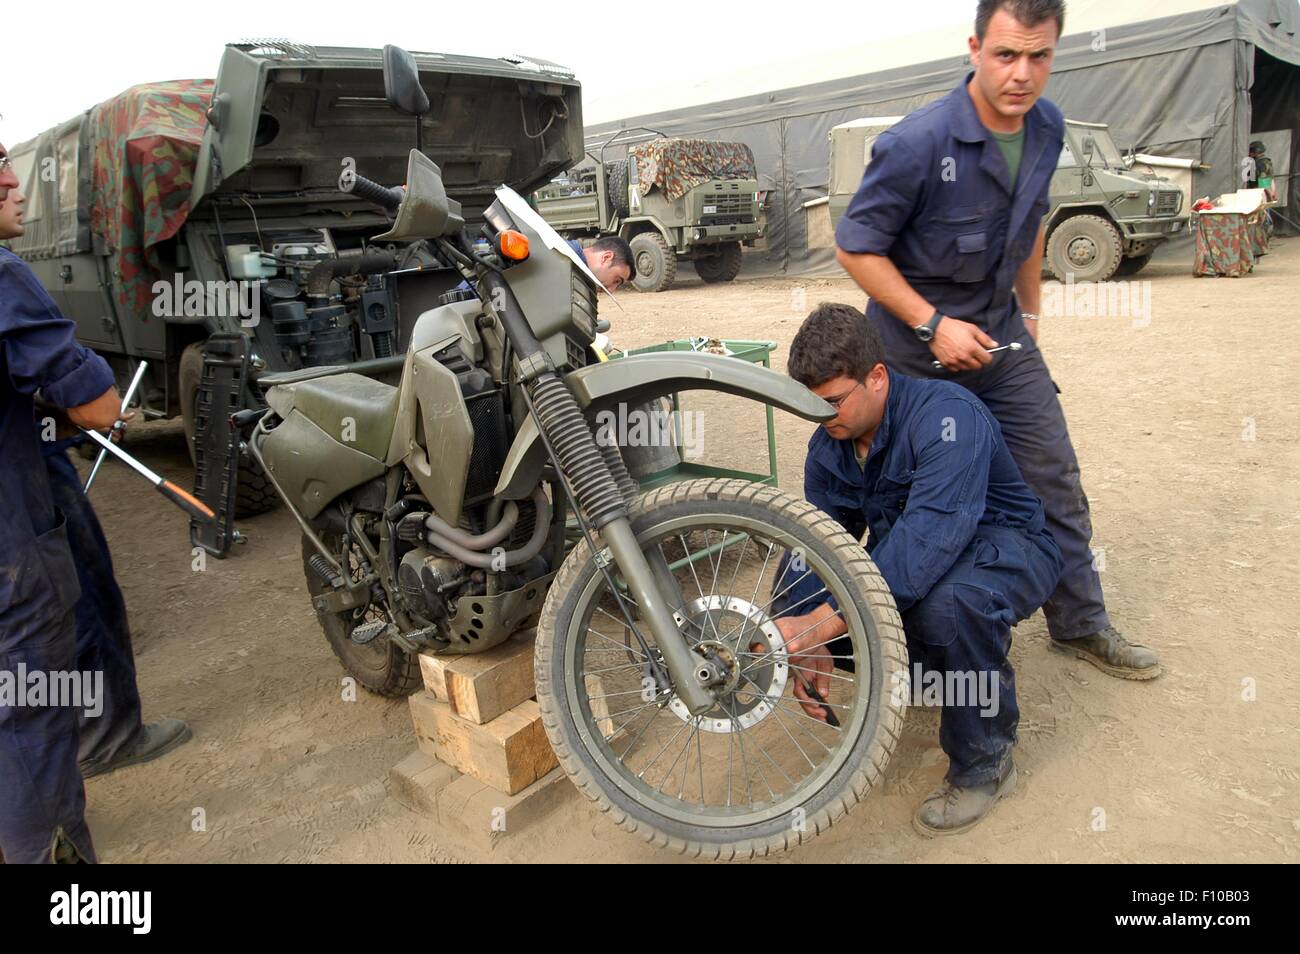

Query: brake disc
left=662, top=594, right=789, bottom=733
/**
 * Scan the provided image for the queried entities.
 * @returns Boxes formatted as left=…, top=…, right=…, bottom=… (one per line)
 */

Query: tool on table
left=79, top=427, right=216, bottom=523
left=931, top=341, right=1022, bottom=369
left=83, top=360, right=148, bottom=492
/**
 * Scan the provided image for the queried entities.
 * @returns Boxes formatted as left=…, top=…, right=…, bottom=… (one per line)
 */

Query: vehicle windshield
left=1070, top=126, right=1125, bottom=169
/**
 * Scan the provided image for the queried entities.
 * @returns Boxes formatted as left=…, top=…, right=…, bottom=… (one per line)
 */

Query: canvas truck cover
left=88, top=80, right=213, bottom=323
left=630, top=139, right=756, bottom=201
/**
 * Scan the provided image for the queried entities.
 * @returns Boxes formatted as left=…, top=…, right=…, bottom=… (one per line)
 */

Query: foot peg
left=351, top=620, right=394, bottom=645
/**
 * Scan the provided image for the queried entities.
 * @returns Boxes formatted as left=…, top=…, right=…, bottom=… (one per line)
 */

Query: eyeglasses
left=0, top=156, right=12, bottom=174
left=824, top=380, right=864, bottom=411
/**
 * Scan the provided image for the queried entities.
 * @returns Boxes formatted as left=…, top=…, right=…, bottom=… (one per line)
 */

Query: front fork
left=601, top=519, right=718, bottom=714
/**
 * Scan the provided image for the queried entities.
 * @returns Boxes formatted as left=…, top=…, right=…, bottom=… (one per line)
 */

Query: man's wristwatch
left=913, top=309, right=944, bottom=342
left=1021, top=311, right=1040, bottom=322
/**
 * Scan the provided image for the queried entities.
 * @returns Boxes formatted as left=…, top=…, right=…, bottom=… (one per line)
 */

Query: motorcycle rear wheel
left=301, top=533, right=421, bottom=698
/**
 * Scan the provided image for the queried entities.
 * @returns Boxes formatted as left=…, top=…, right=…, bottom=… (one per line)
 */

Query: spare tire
left=607, top=161, right=631, bottom=218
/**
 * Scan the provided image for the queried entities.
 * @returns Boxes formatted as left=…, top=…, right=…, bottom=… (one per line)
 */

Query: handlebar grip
left=339, top=166, right=403, bottom=214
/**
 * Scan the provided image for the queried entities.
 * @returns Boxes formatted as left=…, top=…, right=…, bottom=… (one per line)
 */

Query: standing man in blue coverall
left=0, top=140, right=122, bottom=862
left=774, top=303, right=1061, bottom=834
left=835, top=0, right=1160, bottom=679
left=0, top=184, right=192, bottom=784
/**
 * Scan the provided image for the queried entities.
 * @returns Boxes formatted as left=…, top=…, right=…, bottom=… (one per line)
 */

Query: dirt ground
left=80, top=237, right=1299, bottom=863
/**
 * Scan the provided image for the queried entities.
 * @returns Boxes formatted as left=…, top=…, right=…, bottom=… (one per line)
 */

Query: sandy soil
left=79, top=237, right=1299, bottom=863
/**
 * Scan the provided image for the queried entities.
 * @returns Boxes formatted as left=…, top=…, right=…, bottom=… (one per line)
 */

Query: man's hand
left=930, top=317, right=999, bottom=371
left=771, top=605, right=846, bottom=722
left=66, top=386, right=125, bottom=432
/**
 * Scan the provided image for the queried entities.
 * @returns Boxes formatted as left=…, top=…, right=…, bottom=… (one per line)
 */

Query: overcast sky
left=1, top=0, right=979, bottom=145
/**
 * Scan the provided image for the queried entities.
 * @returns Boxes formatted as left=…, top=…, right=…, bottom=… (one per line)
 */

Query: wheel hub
left=1067, top=235, right=1098, bottom=268
left=665, top=595, right=789, bottom=733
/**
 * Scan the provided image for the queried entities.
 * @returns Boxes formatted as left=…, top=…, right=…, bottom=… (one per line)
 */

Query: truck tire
left=630, top=232, right=677, bottom=293
left=607, top=162, right=631, bottom=218
left=1114, top=253, right=1153, bottom=277
left=1046, top=214, right=1123, bottom=282
left=694, top=242, right=743, bottom=283
left=179, top=341, right=279, bottom=518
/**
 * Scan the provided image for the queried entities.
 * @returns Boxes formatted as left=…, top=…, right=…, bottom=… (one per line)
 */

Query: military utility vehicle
left=534, top=131, right=762, bottom=293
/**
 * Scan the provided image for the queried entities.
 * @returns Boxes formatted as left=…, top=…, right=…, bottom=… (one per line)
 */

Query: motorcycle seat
left=272, top=372, right=399, bottom=462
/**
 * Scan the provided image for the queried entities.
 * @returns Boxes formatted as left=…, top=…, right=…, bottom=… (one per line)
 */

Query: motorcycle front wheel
left=536, top=479, right=907, bottom=859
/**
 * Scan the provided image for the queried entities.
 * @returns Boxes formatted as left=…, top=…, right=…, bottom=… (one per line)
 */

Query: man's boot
left=80, top=719, right=192, bottom=779
left=912, top=759, right=1017, bottom=837
left=1050, top=625, right=1161, bottom=680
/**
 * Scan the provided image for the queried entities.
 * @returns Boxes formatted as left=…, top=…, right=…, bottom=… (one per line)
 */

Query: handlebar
left=339, top=164, right=404, bottom=214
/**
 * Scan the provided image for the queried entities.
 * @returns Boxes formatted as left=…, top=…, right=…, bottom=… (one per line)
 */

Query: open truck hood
left=191, top=42, right=583, bottom=218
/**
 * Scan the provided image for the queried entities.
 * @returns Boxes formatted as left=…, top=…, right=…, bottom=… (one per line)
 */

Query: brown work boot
left=912, top=760, right=1017, bottom=837
left=80, top=719, right=192, bottom=779
left=1050, top=626, right=1161, bottom=680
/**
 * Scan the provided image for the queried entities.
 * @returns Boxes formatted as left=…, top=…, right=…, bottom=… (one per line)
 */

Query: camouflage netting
left=88, top=80, right=213, bottom=321
left=630, top=139, right=756, bottom=201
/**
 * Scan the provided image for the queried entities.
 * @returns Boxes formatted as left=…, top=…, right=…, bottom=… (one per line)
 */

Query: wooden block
left=389, top=749, right=458, bottom=816
left=408, top=692, right=557, bottom=795
left=418, top=628, right=536, bottom=724
left=436, top=768, right=575, bottom=850
left=417, top=653, right=451, bottom=702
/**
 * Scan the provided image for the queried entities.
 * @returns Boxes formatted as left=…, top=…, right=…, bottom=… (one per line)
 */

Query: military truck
left=534, top=131, right=762, bottom=293
left=8, top=41, right=582, bottom=516
left=827, top=116, right=1186, bottom=281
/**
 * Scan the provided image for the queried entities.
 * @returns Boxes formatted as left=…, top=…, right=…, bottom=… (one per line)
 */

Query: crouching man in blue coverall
left=774, top=304, right=1062, bottom=835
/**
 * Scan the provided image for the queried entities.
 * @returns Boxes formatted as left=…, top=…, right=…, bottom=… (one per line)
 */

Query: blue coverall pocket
left=953, top=231, right=989, bottom=283
left=33, top=509, right=82, bottom=619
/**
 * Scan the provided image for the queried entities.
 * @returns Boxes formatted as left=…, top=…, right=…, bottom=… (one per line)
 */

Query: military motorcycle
left=240, top=110, right=906, bottom=858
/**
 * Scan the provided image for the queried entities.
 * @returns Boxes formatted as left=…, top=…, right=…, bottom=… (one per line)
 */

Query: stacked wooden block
left=392, top=628, right=573, bottom=846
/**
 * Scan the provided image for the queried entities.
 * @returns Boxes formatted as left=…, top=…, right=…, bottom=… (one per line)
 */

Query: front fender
left=493, top=352, right=833, bottom=498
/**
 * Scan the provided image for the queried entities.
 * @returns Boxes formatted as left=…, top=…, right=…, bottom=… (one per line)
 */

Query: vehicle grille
left=1156, top=190, right=1181, bottom=215
left=700, top=191, right=754, bottom=227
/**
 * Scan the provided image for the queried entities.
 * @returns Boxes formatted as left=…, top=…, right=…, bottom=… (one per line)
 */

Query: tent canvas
left=585, top=0, right=1300, bottom=276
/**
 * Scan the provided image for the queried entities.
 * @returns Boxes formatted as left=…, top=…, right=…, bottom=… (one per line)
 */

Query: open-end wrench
left=932, top=341, right=1022, bottom=369
left=84, top=360, right=148, bottom=493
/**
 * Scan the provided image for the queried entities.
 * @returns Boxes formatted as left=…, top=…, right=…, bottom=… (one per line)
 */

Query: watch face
left=915, top=324, right=934, bottom=342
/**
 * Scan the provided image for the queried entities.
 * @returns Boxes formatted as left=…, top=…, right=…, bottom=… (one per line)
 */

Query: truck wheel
left=630, top=232, right=677, bottom=293
left=695, top=242, right=743, bottom=283
left=1046, top=214, right=1122, bottom=282
left=1114, top=253, right=1153, bottom=277
left=607, top=162, right=631, bottom=218
left=179, top=341, right=279, bottom=518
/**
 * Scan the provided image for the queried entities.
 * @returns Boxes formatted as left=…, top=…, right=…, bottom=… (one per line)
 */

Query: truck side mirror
left=382, top=45, right=430, bottom=117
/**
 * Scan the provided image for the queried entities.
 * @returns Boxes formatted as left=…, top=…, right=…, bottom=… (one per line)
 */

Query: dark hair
left=787, top=303, right=886, bottom=389
left=975, top=0, right=1065, bottom=41
left=590, top=235, right=636, bottom=280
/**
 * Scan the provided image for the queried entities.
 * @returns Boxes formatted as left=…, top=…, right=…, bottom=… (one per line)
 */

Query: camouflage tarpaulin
left=88, top=80, right=213, bottom=321
left=630, top=139, right=756, bottom=201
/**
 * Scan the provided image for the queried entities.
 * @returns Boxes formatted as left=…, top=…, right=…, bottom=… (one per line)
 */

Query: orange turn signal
left=498, top=230, right=530, bottom=261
